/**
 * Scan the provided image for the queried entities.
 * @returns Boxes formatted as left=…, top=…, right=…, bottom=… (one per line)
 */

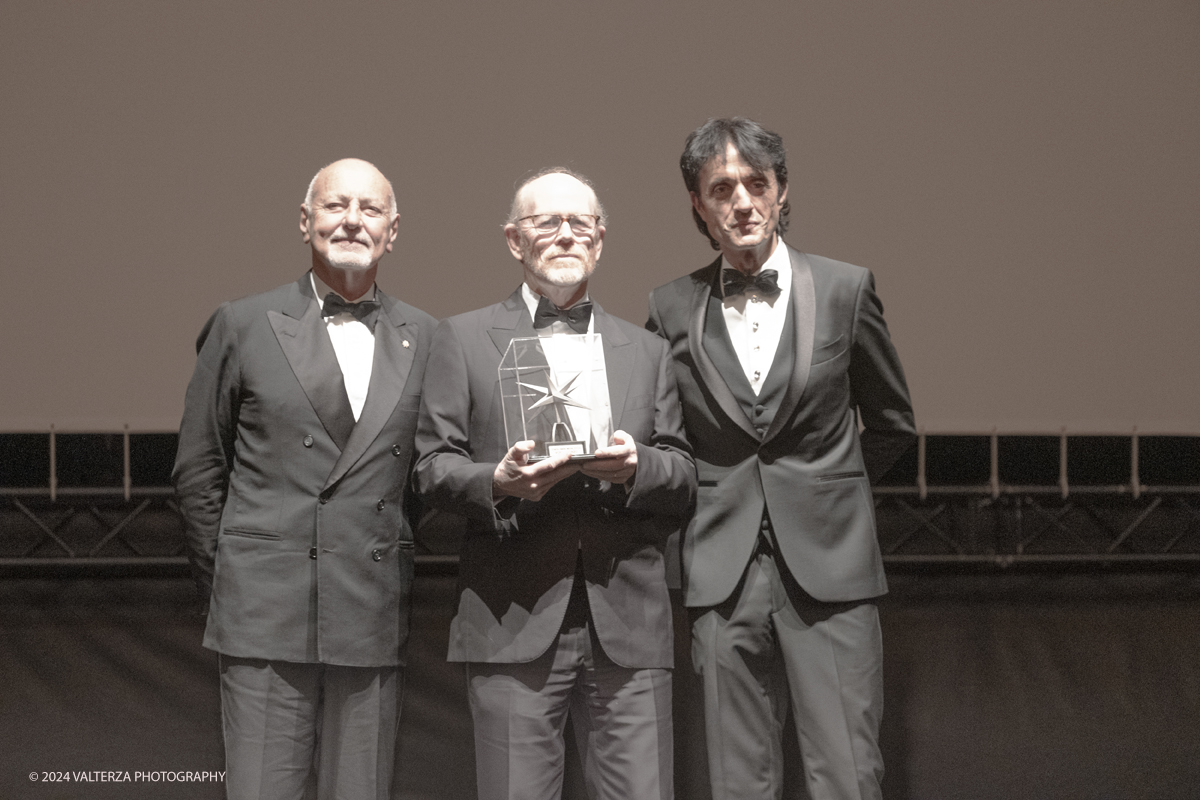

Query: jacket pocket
left=810, top=335, right=847, bottom=366
left=221, top=527, right=282, bottom=540
left=815, top=471, right=865, bottom=482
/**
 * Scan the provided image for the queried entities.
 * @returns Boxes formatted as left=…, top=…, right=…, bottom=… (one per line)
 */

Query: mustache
left=545, top=245, right=586, bottom=257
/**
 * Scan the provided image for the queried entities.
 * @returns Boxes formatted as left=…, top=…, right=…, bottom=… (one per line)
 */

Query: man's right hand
left=493, top=440, right=581, bottom=501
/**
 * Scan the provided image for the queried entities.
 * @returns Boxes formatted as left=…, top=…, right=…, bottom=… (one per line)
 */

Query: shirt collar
left=719, top=237, right=792, bottom=299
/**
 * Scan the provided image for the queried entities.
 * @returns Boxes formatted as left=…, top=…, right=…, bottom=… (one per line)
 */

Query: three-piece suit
left=647, top=245, right=915, bottom=800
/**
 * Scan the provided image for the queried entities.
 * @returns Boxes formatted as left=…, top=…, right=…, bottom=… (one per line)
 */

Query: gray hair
left=507, top=167, right=607, bottom=226
left=303, top=160, right=397, bottom=216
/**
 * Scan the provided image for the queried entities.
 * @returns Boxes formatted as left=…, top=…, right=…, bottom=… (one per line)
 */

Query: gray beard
left=325, top=251, right=375, bottom=271
left=534, top=262, right=588, bottom=287
left=522, top=241, right=592, bottom=287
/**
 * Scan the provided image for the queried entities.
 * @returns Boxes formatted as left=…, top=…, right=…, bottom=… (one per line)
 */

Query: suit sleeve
left=849, top=270, right=916, bottom=484
left=413, top=318, right=504, bottom=526
left=625, top=336, right=696, bottom=517
left=171, top=304, right=241, bottom=600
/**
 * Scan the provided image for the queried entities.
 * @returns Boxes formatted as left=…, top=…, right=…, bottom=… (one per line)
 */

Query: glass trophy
left=498, top=334, right=613, bottom=461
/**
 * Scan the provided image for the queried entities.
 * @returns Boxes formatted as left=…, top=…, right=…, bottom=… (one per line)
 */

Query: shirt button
left=391, top=445, right=402, bottom=457
left=371, top=549, right=382, bottom=562
left=303, top=435, right=314, bottom=447
left=309, top=547, right=318, bottom=560
left=376, top=499, right=386, bottom=511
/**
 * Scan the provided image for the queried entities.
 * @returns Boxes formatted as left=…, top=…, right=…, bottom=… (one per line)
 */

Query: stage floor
left=3, top=572, right=1199, bottom=800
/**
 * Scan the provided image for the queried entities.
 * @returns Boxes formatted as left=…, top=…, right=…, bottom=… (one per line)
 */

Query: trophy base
left=528, top=454, right=598, bottom=462
left=529, top=441, right=595, bottom=461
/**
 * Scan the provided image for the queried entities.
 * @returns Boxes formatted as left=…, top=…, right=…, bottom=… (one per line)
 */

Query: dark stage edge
left=3, top=572, right=1199, bottom=800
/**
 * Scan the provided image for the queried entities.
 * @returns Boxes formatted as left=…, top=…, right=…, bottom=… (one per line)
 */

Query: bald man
left=174, top=158, right=436, bottom=800
left=415, top=169, right=695, bottom=800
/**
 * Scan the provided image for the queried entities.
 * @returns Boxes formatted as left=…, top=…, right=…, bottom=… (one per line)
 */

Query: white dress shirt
left=312, top=273, right=376, bottom=421
left=519, top=283, right=610, bottom=453
left=720, top=239, right=792, bottom=396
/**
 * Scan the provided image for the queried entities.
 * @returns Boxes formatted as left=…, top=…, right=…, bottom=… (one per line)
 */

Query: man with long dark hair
left=648, top=118, right=915, bottom=800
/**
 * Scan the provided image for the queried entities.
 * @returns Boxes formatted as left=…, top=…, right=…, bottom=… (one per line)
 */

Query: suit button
left=309, top=547, right=318, bottom=559
left=319, top=495, right=329, bottom=505
left=391, top=445, right=402, bottom=457
left=754, top=405, right=766, bottom=417
left=372, top=549, right=382, bottom=562
left=303, top=435, right=314, bottom=447
left=376, top=499, right=386, bottom=511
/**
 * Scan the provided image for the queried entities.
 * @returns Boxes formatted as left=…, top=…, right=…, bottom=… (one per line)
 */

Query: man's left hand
left=582, top=430, right=638, bottom=485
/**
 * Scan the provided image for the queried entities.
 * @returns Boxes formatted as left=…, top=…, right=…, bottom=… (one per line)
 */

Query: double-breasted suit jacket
left=173, top=273, right=437, bottom=667
left=647, top=246, right=915, bottom=606
left=414, top=288, right=696, bottom=668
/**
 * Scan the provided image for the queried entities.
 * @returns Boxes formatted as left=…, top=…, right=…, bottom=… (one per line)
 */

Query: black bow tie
left=533, top=296, right=592, bottom=334
left=722, top=268, right=781, bottom=298
left=322, top=293, right=380, bottom=331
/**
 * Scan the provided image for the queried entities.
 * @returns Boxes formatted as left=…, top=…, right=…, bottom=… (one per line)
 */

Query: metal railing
left=2, top=429, right=1198, bottom=571
left=874, top=430, right=1200, bottom=568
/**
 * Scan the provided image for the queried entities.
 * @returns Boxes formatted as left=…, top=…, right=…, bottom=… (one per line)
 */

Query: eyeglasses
left=518, top=214, right=601, bottom=237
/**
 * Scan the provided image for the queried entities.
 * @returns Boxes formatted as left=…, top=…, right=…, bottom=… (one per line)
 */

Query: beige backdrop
left=2, top=1, right=1197, bottom=434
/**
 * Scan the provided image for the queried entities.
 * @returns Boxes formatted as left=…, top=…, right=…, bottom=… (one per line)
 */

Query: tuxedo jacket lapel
left=702, top=292, right=758, bottom=404
left=269, top=275, right=355, bottom=450
left=486, top=288, right=534, bottom=356
left=687, top=259, right=760, bottom=440
left=763, top=248, right=816, bottom=444
left=592, top=304, right=633, bottom=431
left=326, top=292, right=418, bottom=489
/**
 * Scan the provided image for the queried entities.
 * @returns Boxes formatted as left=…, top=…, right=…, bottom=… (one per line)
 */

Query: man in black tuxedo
left=647, top=118, right=915, bottom=800
left=173, top=158, right=436, bottom=800
left=415, top=168, right=695, bottom=800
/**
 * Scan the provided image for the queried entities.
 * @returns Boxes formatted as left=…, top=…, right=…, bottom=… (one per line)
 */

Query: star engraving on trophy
left=518, top=368, right=590, bottom=420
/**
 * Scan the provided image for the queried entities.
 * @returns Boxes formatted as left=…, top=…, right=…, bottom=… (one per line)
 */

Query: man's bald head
left=299, top=158, right=400, bottom=296
left=503, top=168, right=606, bottom=309
left=305, top=158, right=397, bottom=217
left=508, top=168, right=606, bottom=226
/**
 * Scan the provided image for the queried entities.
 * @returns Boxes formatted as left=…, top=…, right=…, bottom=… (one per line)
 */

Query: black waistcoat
left=702, top=291, right=796, bottom=440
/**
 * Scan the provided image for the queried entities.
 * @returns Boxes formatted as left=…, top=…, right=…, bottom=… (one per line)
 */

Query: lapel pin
left=402, top=340, right=410, bottom=348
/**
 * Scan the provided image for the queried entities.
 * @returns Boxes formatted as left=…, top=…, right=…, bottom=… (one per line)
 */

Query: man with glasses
left=415, top=168, right=695, bottom=800
left=648, top=118, right=915, bottom=800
